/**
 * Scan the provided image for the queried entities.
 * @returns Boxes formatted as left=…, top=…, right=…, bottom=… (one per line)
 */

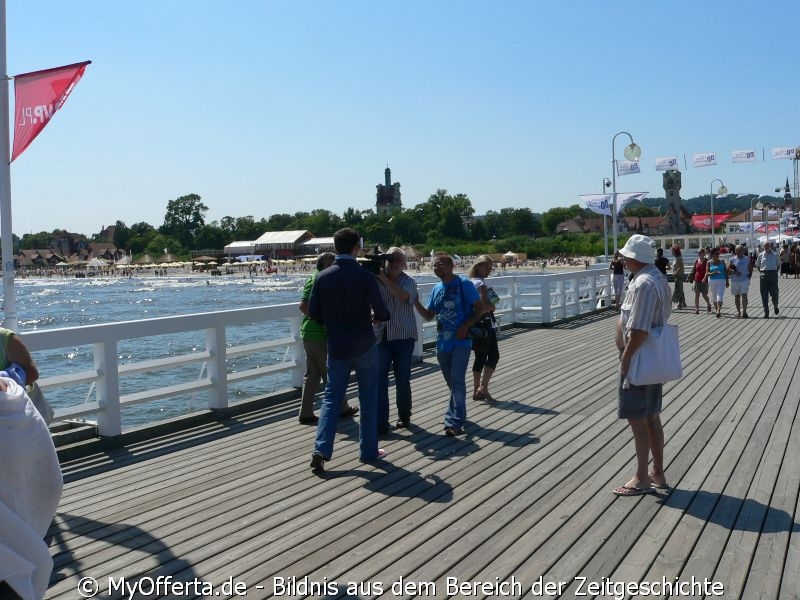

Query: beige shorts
left=730, top=279, right=750, bottom=295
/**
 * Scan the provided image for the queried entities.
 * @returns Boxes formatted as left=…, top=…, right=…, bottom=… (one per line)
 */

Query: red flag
left=11, top=60, right=91, bottom=162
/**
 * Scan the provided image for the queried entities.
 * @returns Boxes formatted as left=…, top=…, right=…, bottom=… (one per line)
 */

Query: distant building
left=376, top=166, right=401, bottom=215
left=97, top=224, right=116, bottom=243
left=662, top=169, right=685, bottom=234
left=557, top=207, right=691, bottom=237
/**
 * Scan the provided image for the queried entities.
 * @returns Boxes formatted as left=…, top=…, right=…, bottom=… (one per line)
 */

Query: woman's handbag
left=28, top=382, right=54, bottom=425
left=469, top=316, right=494, bottom=352
left=686, top=264, right=696, bottom=283
left=626, top=284, right=683, bottom=386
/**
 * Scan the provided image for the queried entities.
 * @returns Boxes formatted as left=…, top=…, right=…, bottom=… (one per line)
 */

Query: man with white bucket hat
left=613, top=235, right=673, bottom=496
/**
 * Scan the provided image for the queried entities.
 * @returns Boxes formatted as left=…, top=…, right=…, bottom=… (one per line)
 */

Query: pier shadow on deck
left=45, top=279, right=800, bottom=599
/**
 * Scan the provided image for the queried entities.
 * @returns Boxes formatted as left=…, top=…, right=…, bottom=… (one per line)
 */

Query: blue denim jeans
left=314, top=344, right=379, bottom=461
left=377, top=337, right=415, bottom=429
left=436, top=345, right=471, bottom=430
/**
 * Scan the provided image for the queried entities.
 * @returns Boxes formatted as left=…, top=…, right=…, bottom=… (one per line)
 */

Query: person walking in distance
left=757, top=241, right=780, bottom=318
left=610, top=253, right=625, bottom=308
left=728, top=244, right=753, bottom=318
left=670, top=245, right=686, bottom=309
left=703, top=247, right=728, bottom=318
left=692, top=248, right=712, bottom=314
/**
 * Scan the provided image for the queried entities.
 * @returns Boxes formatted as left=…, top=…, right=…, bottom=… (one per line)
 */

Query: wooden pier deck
left=45, top=279, right=800, bottom=599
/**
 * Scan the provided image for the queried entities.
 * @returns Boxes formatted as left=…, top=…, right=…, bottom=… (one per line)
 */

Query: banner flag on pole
left=615, top=192, right=649, bottom=214
left=692, top=152, right=717, bottom=168
left=731, top=149, right=757, bottom=163
left=615, top=160, right=640, bottom=176
left=690, top=213, right=732, bottom=231
left=771, top=147, right=797, bottom=160
left=11, top=60, right=91, bottom=162
left=654, top=156, right=679, bottom=171
left=579, top=194, right=612, bottom=216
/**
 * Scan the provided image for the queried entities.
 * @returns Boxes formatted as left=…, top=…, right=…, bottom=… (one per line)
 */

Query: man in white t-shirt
left=728, top=244, right=753, bottom=318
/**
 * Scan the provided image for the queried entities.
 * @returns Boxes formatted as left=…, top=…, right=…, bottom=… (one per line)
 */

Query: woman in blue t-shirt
left=703, top=247, right=729, bottom=318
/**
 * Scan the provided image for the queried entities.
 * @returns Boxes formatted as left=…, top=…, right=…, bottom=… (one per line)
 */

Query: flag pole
left=0, top=0, right=16, bottom=330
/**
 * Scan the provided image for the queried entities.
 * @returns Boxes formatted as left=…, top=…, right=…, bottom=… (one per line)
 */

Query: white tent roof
left=253, top=230, right=311, bottom=245
left=224, top=240, right=256, bottom=253
left=302, top=237, right=335, bottom=247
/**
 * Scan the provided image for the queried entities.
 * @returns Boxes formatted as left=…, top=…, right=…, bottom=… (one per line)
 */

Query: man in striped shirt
left=374, top=247, right=419, bottom=432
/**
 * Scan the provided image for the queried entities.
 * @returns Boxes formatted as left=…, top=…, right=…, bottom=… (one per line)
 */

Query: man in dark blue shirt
left=308, top=228, right=390, bottom=471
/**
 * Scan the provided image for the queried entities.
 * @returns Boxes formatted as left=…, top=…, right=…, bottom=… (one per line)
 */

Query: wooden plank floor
left=45, top=278, right=800, bottom=599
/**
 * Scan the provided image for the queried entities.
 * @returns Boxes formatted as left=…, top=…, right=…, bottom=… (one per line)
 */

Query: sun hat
left=619, top=234, right=655, bottom=264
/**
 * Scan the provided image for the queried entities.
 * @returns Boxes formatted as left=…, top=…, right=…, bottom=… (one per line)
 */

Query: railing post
left=288, top=316, right=304, bottom=388
left=540, top=277, right=551, bottom=324
left=94, top=340, right=121, bottom=437
left=510, top=276, right=520, bottom=324
left=206, top=326, right=228, bottom=410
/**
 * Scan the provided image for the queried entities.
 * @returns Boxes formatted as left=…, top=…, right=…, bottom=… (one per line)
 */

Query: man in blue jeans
left=414, top=253, right=482, bottom=436
left=308, top=228, right=390, bottom=471
left=375, top=247, right=419, bottom=432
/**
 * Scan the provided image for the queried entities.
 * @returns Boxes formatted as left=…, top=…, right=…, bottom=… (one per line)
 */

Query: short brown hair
left=333, top=228, right=360, bottom=254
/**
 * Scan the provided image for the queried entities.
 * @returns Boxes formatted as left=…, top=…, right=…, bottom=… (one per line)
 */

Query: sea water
left=8, top=269, right=565, bottom=428
left=13, top=273, right=316, bottom=427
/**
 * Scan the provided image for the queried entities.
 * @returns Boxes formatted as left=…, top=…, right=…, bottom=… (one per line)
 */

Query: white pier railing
left=21, top=268, right=612, bottom=437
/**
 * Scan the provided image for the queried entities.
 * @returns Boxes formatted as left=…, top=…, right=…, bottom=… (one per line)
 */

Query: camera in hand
left=360, top=245, right=396, bottom=274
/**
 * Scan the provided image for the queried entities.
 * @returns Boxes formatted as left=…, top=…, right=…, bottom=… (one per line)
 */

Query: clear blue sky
left=6, top=1, right=800, bottom=236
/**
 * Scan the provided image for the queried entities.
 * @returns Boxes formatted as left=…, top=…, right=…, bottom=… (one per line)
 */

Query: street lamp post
left=709, top=178, right=727, bottom=247
left=756, top=201, right=776, bottom=248
left=611, top=131, right=641, bottom=253
left=749, top=196, right=762, bottom=250
left=602, top=177, right=611, bottom=261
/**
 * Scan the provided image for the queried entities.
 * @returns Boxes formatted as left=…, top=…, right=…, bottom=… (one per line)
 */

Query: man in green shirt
left=298, top=252, right=359, bottom=424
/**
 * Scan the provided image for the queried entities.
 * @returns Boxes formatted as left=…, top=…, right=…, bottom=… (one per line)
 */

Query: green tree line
left=15, top=190, right=787, bottom=260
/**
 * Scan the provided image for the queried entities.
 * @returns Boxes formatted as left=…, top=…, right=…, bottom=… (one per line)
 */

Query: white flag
left=579, top=194, right=612, bottom=216
left=654, top=156, right=679, bottom=171
left=616, top=160, right=640, bottom=176
left=771, top=147, right=797, bottom=160
left=616, top=192, right=649, bottom=214
left=731, top=149, right=756, bottom=163
left=693, top=152, right=717, bottom=168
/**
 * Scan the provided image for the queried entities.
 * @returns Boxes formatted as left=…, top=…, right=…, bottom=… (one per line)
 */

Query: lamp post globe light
left=709, top=179, right=727, bottom=247
left=611, top=131, right=641, bottom=253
